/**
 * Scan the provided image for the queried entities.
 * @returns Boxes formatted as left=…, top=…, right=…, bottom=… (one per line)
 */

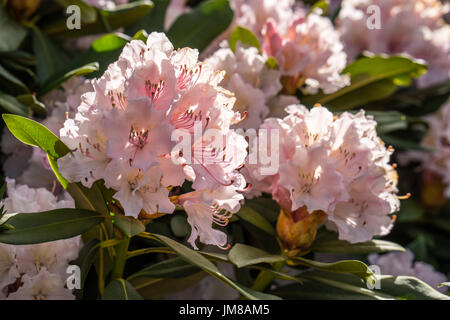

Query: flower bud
left=276, top=206, right=326, bottom=257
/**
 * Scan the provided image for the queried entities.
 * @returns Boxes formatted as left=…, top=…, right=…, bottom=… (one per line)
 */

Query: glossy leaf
left=2, top=114, right=70, bottom=158
left=235, top=205, right=276, bottom=235
left=291, top=256, right=375, bottom=282
left=302, top=55, right=427, bottom=110
left=45, top=1, right=154, bottom=37
left=113, top=215, right=145, bottom=237
left=167, top=0, right=234, bottom=52
left=151, top=233, right=281, bottom=300
left=229, top=243, right=285, bottom=268
left=0, top=209, right=104, bottom=245
left=311, top=239, right=405, bottom=254
left=92, top=33, right=130, bottom=52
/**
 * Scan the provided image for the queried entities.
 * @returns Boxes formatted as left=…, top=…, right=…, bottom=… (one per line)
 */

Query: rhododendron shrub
left=0, top=0, right=449, bottom=301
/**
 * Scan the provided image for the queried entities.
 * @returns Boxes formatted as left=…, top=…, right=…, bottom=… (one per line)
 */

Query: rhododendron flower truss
left=57, top=32, right=247, bottom=249
left=246, top=105, right=400, bottom=244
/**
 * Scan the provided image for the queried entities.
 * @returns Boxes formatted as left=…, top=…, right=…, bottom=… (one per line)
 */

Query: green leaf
left=45, top=1, right=154, bottom=37
left=302, top=55, right=427, bottom=110
left=113, top=215, right=145, bottom=237
left=16, top=94, right=46, bottom=116
left=125, top=0, right=169, bottom=34
left=244, top=198, right=280, bottom=223
left=235, top=205, right=276, bottom=235
left=0, top=209, right=104, bottom=245
left=368, top=111, right=408, bottom=135
left=72, top=239, right=100, bottom=299
left=292, top=256, right=375, bottom=282
left=378, top=275, right=450, bottom=300
left=92, top=33, right=130, bottom=53
left=38, top=62, right=99, bottom=97
left=151, top=233, right=281, bottom=300
left=53, top=0, right=98, bottom=23
left=127, top=257, right=201, bottom=281
left=2, top=114, right=70, bottom=158
left=229, top=26, right=261, bottom=53
left=0, top=92, right=28, bottom=116
left=167, top=0, right=234, bottom=52
left=102, top=279, right=143, bottom=300
left=0, top=6, right=27, bottom=52
left=293, top=271, right=394, bottom=300
left=229, top=243, right=285, bottom=268
left=66, top=181, right=110, bottom=215
left=32, top=27, right=70, bottom=85
left=311, top=238, right=405, bottom=254
left=0, top=63, right=29, bottom=94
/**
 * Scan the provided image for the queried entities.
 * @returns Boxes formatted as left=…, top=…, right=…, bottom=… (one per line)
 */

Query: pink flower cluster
left=203, top=0, right=349, bottom=96
left=245, top=104, right=400, bottom=243
left=337, top=0, right=450, bottom=88
left=58, top=33, right=248, bottom=249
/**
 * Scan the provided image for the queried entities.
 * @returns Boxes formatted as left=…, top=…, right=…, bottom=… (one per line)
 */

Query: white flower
left=7, top=269, right=75, bottom=300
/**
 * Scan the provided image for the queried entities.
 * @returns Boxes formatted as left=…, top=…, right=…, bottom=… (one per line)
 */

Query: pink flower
left=58, top=33, right=248, bottom=250
left=246, top=104, right=400, bottom=243
left=262, top=12, right=350, bottom=94
left=179, top=184, right=245, bottom=249
left=369, top=249, right=448, bottom=293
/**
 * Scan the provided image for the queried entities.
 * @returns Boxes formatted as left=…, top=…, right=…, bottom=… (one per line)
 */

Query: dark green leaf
left=45, top=1, right=154, bottom=37
left=38, top=62, right=99, bottom=97
left=125, top=0, right=169, bottom=34
left=32, top=27, right=70, bottom=85
left=151, top=233, right=281, bottom=300
left=102, top=279, right=143, bottom=300
left=167, top=0, right=234, bottom=52
left=0, top=6, right=27, bottom=52
left=302, top=55, right=427, bottom=110
left=292, top=256, right=375, bottom=282
left=0, top=92, right=28, bottom=116
left=0, top=63, right=29, bottom=94
left=311, top=238, right=405, bottom=254
left=0, top=209, right=104, bottom=245
left=72, top=239, right=100, bottom=299
left=229, top=243, right=285, bottom=268
left=54, top=0, right=98, bottom=23
left=127, top=257, right=201, bottom=281
left=113, top=215, right=145, bottom=237
left=236, top=205, right=276, bottom=235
